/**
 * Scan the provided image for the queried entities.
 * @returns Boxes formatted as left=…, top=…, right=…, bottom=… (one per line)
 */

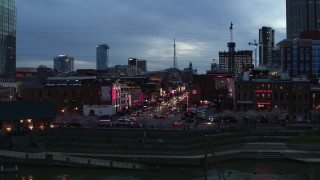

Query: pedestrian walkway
left=2, top=142, right=320, bottom=168
left=0, top=150, right=146, bottom=170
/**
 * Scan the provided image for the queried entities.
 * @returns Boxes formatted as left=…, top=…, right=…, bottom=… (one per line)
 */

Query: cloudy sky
left=15, top=0, right=286, bottom=74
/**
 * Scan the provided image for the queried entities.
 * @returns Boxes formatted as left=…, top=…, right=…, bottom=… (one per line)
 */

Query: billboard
left=101, top=86, right=111, bottom=101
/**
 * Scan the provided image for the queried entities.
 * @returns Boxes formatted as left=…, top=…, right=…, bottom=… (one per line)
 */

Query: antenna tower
left=173, top=38, right=177, bottom=69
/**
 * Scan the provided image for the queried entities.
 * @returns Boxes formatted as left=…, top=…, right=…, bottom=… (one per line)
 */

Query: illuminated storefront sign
left=255, top=90, right=272, bottom=93
left=257, top=102, right=271, bottom=105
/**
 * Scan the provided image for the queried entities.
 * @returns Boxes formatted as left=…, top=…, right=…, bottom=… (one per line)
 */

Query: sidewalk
left=2, top=142, right=320, bottom=167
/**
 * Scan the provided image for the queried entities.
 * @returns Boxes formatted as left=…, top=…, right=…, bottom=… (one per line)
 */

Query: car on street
left=97, top=119, right=112, bottom=127
left=173, top=120, right=183, bottom=126
left=116, top=116, right=137, bottom=127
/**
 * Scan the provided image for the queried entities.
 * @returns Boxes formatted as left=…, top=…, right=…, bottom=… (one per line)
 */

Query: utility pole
left=249, top=39, right=258, bottom=68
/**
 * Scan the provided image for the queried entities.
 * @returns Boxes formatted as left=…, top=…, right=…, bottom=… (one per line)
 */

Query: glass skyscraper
left=96, top=44, right=110, bottom=70
left=0, top=0, right=16, bottom=82
left=286, top=0, right=320, bottom=39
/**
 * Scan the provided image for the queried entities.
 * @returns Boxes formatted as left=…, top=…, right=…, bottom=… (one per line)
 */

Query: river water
left=1, top=160, right=319, bottom=180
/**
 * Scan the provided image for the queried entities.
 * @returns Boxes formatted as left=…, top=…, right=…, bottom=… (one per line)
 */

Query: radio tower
left=173, top=38, right=178, bottom=69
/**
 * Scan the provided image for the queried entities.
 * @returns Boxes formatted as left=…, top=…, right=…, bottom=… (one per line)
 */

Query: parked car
left=97, top=119, right=112, bottom=127
left=116, top=116, right=137, bottom=127
left=173, top=120, right=183, bottom=126
left=67, top=122, right=82, bottom=128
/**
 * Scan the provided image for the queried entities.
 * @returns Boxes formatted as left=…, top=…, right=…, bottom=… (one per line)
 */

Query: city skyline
left=16, top=0, right=286, bottom=74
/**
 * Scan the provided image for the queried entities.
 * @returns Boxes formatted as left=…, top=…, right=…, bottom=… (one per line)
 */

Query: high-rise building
left=54, top=55, right=74, bottom=72
left=96, top=44, right=110, bottom=70
left=259, top=27, right=275, bottom=67
left=0, top=0, right=16, bottom=82
left=286, top=0, right=320, bottom=39
left=128, top=58, right=147, bottom=72
left=278, top=39, right=320, bottom=79
left=219, top=50, right=253, bottom=72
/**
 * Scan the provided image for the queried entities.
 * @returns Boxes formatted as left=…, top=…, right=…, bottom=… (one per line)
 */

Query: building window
left=274, top=93, right=278, bottom=101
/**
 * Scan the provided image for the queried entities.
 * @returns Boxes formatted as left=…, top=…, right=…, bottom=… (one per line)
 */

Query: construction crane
left=229, top=22, right=233, bottom=42
left=249, top=39, right=258, bottom=68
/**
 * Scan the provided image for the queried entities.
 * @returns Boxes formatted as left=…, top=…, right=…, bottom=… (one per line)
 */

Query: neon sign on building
left=255, top=90, right=273, bottom=93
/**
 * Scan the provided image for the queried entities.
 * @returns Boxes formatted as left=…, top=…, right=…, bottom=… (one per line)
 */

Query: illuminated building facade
left=235, top=71, right=311, bottom=121
left=219, top=50, right=253, bottom=72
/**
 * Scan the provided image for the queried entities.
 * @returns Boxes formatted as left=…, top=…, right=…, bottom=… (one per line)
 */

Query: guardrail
left=0, top=150, right=142, bottom=170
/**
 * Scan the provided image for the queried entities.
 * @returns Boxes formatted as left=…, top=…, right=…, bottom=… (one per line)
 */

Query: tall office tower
left=259, top=27, right=275, bottom=67
left=54, top=55, right=74, bottom=72
left=96, top=44, right=110, bottom=70
left=278, top=39, right=320, bottom=79
left=128, top=58, right=147, bottom=72
left=286, top=0, right=320, bottom=39
left=0, top=0, right=16, bottom=82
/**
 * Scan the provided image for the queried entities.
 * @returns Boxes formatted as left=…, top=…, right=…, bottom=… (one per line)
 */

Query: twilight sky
left=15, top=0, right=286, bottom=74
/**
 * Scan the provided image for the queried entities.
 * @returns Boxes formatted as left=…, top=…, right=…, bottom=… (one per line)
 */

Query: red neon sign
left=255, top=90, right=272, bottom=93
left=257, top=102, right=271, bottom=105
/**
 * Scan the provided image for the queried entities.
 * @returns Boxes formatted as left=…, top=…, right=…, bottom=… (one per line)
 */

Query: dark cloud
left=15, top=0, right=286, bottom=73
